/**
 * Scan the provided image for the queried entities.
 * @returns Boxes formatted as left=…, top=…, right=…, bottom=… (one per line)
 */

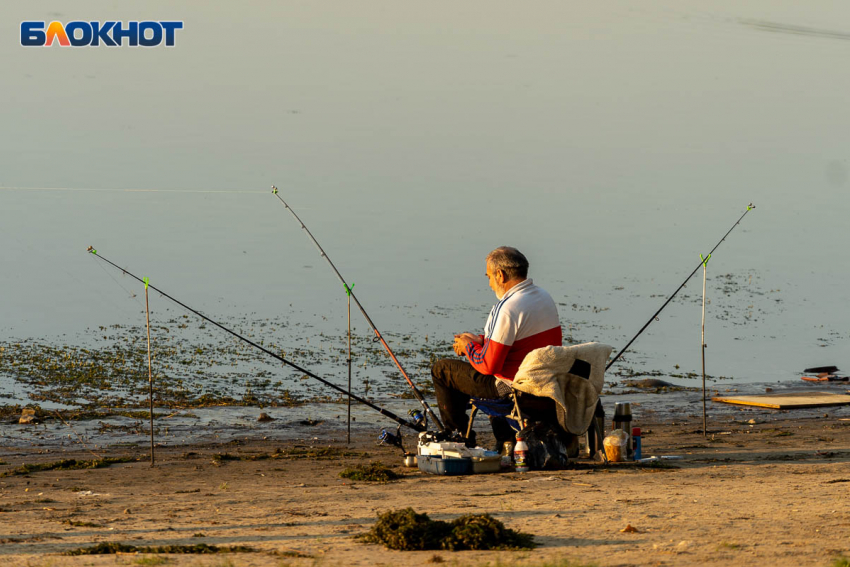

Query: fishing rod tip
left=271, top=186, right=278, bottom=194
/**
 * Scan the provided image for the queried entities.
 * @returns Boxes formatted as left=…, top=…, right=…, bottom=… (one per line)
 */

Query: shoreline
left=4, top=377, right=850, bottom=451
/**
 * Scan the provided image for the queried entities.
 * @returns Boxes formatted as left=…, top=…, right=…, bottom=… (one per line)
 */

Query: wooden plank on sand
left=712, top=392, right=850, bottom=409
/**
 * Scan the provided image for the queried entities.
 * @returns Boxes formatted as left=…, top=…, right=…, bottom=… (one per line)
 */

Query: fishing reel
left=377, top=424, right=406, bottom=454
left=408, top=408, right=426, bottom=429
left=417, top=429, right=467, bottom=446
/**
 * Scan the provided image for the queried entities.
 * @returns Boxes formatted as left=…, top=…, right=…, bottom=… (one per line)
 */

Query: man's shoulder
left=510, top=280, right=553, bottom=300
left=504, top=281, right=557, bottom=311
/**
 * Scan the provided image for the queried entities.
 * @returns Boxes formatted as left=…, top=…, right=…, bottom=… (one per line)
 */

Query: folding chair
left=466, top=357, right=608, bottom=463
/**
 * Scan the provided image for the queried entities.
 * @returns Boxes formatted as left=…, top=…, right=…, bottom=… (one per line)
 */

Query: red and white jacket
left=465, top=279, right=562, bottom=381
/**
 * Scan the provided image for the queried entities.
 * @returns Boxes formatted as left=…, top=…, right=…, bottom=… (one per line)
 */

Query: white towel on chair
left=511, top=342, right=613, bottom=435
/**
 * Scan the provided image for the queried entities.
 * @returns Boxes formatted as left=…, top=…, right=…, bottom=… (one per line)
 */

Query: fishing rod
left=271, top=187, right=447, bottom=433
left=606, top=203, right=755, bottom=371
left=85, top=246, right=424, bottom=433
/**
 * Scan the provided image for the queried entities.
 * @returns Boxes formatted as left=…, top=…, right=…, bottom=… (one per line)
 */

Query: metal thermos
left=613, top=402, right=633, bottom=459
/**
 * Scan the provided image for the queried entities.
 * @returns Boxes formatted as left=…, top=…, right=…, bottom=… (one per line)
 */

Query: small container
left=632, top=427, right=642, bottom=461
left=613, top=403, right=633, bottom=459
left=471, top=454, right=502, bottom=474
left=514, top=436, right=529, bottom=472
left=403, top=453, right=418, bottom=467
left=603, top=429, right=629, bottom=462
left=501, top=441, right=514, bottom=468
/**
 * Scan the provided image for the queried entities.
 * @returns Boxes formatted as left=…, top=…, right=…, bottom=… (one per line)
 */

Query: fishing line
left=607, top=203, right=755, bottom=370
left=85, top=247, right=423, bottom=432
left=88, top=255, right=158, bottom=382
left=0, top=186, right=266, bottom=194
left=0, top=219, right=141, bottom=322
left=52, top=410, right=103, bottom=460
left=90, top=254, right=144, bottom=307
left=271, top=186, right=447, bottom=433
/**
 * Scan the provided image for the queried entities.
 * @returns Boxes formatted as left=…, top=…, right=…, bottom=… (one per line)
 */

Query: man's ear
left=496, top=269, right=507, bottom=283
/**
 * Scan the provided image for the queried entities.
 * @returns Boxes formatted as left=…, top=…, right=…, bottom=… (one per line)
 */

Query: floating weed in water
left=7, top=406, right=175, bottom=441
left=0, top=318, right=449, bottom=412
left=339, top=461, right=400, bottom=483
left=0, top=405, right=29, bottom=421
left=359, top=508, right=535, bottom=551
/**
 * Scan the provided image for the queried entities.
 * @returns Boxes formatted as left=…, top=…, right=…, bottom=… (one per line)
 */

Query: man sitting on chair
left=431, top=246, right=562, bottom=448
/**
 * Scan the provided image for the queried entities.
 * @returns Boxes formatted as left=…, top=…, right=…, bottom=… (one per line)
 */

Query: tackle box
left=471, top=454, right=502, bottom=474
left=417, top=454, right=472, bottom=476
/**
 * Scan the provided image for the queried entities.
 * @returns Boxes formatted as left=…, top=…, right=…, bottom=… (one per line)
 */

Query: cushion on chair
left=511, top=342, right=613, bottom=435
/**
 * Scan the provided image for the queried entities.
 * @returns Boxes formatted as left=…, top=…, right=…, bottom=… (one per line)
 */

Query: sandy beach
left=2, top=410, right=849, bottom=567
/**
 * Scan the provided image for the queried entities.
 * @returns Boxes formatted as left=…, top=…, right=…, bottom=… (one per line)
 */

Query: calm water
left=2, top=2, right=849, bottom=430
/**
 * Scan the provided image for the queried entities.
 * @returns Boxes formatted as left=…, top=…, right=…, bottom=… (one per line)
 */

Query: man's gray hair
left=486, top=246, right=529, bottom=280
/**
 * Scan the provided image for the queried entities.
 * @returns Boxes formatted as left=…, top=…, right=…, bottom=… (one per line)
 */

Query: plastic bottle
left=632, top=427, right=642, bottom=461
left=514, top=436, right=529, bottom=472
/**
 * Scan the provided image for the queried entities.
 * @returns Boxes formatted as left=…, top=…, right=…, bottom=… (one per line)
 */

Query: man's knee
left=431, top=358, right=454, bottom=384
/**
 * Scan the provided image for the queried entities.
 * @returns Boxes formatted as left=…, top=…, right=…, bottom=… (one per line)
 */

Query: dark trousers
left=430, top=359, right=515, bottom=446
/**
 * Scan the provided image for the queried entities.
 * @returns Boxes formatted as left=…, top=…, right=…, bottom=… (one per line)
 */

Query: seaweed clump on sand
left=443, top=512, right=536, bottom=551
left=65, top=542, right=255, bottom=555
left=339, top=461, right=400, bottom=483
left=359, top=508, right=536, bottom=551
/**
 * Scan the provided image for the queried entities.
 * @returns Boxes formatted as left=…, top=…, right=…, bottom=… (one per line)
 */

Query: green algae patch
left=211, top=452, right=273, bottom=463
left=64, top=519, right=104, bottom=528
left=359, top=508, right=536, bottom=551
left=278, top=446, right=362, bottom=460
left=65, top=542, right=255, bottom=555
left=0, top=318, right=452, bottom=413
left=1, top=404, right=183, bottom=423
left=339, top=461, right=400, bottom=482
left=0, top=405, right=29, bottom=421
left=211, top=446, right=363, bottom=465
left=1, top=456, right=137, bottom=477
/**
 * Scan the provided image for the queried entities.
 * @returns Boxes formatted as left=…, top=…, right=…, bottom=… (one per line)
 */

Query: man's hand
left=453, top=335, right=470, bottom=356
left=453, top=333, right=483, bottom=357
left=456, top=332, right=483, bottom=345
